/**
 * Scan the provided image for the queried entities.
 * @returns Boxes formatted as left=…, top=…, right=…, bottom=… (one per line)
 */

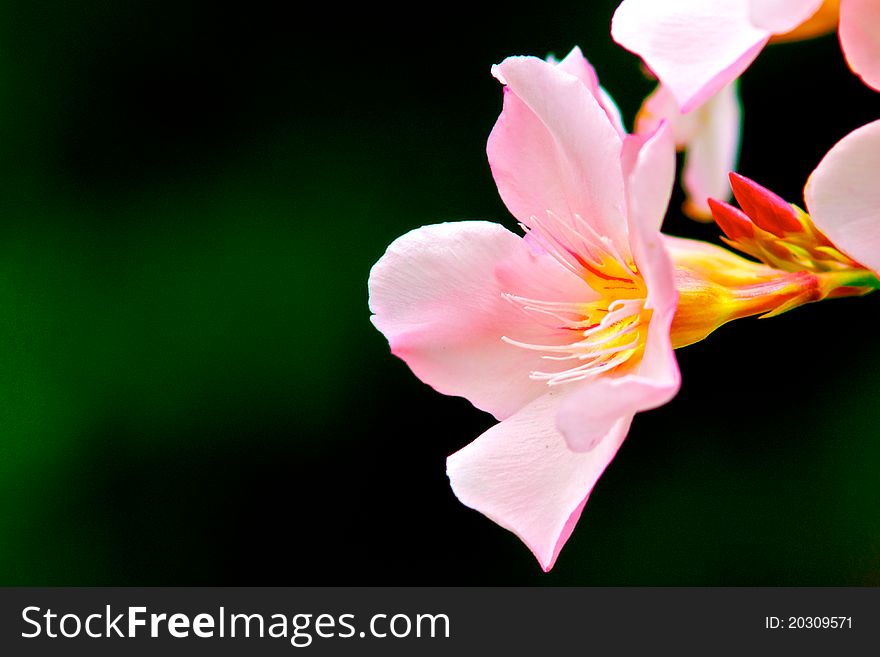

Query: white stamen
left=501, top=292, right=646, bottom=385
left=500, top=211, right=647, bottom=385
left=572, top=212, right=635, bottom=276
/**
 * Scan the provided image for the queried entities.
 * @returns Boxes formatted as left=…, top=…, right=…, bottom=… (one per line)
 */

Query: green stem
left=820, top=269, right=880, bottom=292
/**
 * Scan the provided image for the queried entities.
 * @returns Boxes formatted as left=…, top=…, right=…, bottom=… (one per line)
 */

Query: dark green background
left=0, top=0, right=878, bottom=584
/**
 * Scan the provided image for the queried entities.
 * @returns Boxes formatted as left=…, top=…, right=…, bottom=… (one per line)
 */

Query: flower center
left=501, top=210, right=651, bottom=385
left=501, top=296, right=649, bottom=385
left=520, top=210, right=645, bottom=298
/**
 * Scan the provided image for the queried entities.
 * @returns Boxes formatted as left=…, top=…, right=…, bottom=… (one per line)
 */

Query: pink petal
left=622, top=123, right=678, bottom=237
left=559, top=125, right=680, bottom=451
left=636, top=85, right=686, bottom=143
left=635, top=83, right=742, bottom=219
left=487, top=56, right=629, bottom=259
left=623, top=125, right=679, bottom=316
left=446, top=390, right=631, bottom=571
left=804, top=119, right=880, bottom=275
left=368, top=221, right=592, bottom=421
left=839, top=0, right=880, bottom=92
left=612, top=0, right=770, bottom=112
left=553, top=46, right=627, bottom=138
left=748, top=0, right=824, bottom=32
left=681, top=83, right=742, bottom=219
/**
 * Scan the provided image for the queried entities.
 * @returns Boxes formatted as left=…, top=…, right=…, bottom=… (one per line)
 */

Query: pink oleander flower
left=368, top=49, right=681, bottom=570
left=636, top=82, right=742, bottom=221
left=612, top=0, right=880, bottom=114
left=367, top=48, right=876, bottom=571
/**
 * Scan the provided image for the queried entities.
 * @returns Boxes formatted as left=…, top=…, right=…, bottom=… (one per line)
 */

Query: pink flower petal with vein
left=368, top=221, right=591, bottom=420
left=488, top=55, right=629, bottom=259
left=553, top=46, right=627, bottom=137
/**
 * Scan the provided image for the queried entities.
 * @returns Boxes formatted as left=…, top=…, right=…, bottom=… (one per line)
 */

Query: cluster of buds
left=668, top=172, right=879, bottom=348
left=711, top=173, right=862, bottom=275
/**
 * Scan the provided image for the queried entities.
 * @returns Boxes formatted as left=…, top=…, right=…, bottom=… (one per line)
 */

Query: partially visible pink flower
left=805, top=118, right=880, bottom=276
left=612, top=0, right=880, bottom=113
left=637, top=82, right=742, bottom=220
left=368, top=49, right=680, bottom=570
